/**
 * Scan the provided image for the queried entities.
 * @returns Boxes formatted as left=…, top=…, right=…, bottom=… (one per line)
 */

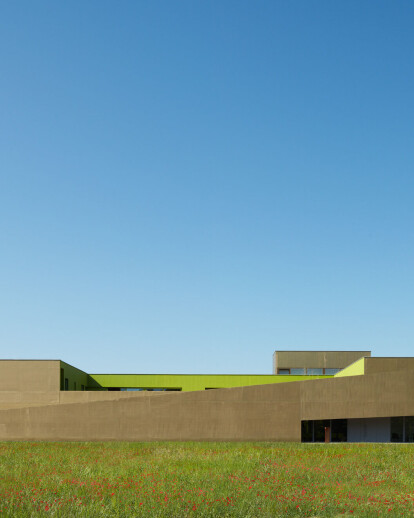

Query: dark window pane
left=301, top=421, right=313, bottom=442
left=405, top=417, right=414, bottom=443
left=278, top=369, right=290, bottom=375
left=391, top=417, right=404, bottom=442
left=314, top=420, right=329, bottom=442
left=331, top=419, right=347, bottom=442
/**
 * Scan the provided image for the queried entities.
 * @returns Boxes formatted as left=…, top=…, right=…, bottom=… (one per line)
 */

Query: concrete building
left=0, top=350, right=413, bottom=443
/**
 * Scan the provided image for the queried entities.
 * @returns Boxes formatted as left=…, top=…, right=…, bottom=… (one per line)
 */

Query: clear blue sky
left=1, top=1, right=413, bottom=374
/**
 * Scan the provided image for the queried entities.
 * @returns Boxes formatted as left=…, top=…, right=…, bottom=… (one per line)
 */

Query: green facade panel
left=87, top=373, right=332, bottom=392
left=60, top=361, right=89, bottom=391
left=334, top=357, right=365, bottom=378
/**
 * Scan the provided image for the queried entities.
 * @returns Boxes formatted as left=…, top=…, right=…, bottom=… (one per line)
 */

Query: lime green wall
left=334, top=357, right=365, bottom=378
left=60, top=361, right=89, bottom=391
left=87, top=373, right=332, bottom=391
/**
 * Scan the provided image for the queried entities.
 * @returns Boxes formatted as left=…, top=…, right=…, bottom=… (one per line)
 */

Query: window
left=314, top=420, right=329, bottom=442
left=291, top=368, right=305, bottom=375
left=301, top=420, right=347, bottom=443
left=331, top=419, right=347, bottom=442
left=324, top=368, right=340, bottom=375
left=391, top=417, right=404, bottom=442
left=278, top=369, right=290, bottom=375
left=81, top=385, right=85, bottom=391
left=405, top=417, right=414, bottom=443
left=74, top=382, right=77, bottom=391
left=390, top=416, right=414, bottom=442
left=301, top=421, right=313, bottom=442
left=307, top=368, right=323, bottom=375
left=64, top=378, right=69, bottom=391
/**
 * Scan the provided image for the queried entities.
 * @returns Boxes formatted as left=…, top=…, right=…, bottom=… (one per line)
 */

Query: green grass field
left=0, top=442, right=413, bottom=517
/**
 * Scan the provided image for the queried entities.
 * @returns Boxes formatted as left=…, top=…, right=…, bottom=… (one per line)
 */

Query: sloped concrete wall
left=59, top=391, right=168, bottom=404
left=0, top=382, right=302, bottom=441
left=0, top=367, right=413, bottom=442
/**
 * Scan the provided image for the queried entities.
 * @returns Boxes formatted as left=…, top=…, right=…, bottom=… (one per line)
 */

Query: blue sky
left=1, top=1, right=413, bottom=374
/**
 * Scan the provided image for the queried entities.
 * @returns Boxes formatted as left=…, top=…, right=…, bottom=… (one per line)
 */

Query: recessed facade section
left=273, top=350, right=371, bottom=375
left=302, top=417, right=414, bottom=443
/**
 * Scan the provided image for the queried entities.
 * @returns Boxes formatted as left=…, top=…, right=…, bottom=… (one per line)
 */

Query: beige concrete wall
left=300, top=369, right=414, bottom=421
left=0, top=381, right=302, bottom=441
left=364, top=357, right=414, bottom=375
left=274, top=350, right=371, bottom=372
left=0, top=361, right=60, bottom=409
left=59, top=391, right=169, bottom=404
left=0, top=358, right=413, bottom=442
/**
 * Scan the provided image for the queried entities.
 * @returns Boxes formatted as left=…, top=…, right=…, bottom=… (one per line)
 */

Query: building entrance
left=301, top=419, right=347, bottom=442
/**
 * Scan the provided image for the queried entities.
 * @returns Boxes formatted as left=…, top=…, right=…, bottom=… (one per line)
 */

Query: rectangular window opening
left=290, top=368, right=305, bottom=375
left=391, top=417, right=404, bottom=442
left=277, top=369, right=290, bottom=375
left=405, top=417, right=414, bottom=443
left=324, top=368, right=340, bottom=375
left=306, top=368, right=324, bottom=376
left=301, top=420, right=347, bottom=443
left=331, top=419, right=347, bottom=442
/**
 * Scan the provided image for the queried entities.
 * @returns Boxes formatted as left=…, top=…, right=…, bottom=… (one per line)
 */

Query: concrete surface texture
left=0, top=353, right=413, bottom=442
left=0, top=363, right=413, bottom=442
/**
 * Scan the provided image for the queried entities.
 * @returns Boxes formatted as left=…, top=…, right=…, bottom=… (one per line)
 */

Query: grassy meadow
left=0, top=441, right=413, bottom=517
